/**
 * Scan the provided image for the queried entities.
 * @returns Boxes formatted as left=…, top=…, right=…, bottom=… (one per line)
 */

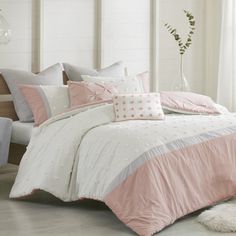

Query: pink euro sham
left=160, top=91, right=220, bottom=115
left=68, top=81, right=117, bottom=108
left=20, top=85, right=69, bottom=126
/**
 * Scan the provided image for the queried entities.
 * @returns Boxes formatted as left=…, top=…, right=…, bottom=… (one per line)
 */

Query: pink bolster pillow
left=160, top=91, right=220, bottom=115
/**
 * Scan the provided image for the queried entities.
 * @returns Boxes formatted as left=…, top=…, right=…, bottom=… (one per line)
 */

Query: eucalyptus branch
left=164, top=10, right=195, bottom=55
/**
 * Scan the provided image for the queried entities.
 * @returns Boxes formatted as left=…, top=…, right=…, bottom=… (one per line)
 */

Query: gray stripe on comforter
left=105, top=125, right=236, bottom=195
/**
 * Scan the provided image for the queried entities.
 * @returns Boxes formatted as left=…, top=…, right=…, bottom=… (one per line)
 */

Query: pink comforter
left=105, top=131, right=236, bottom=235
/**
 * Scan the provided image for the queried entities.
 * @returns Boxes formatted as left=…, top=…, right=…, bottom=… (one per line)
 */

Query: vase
left=171, top=54, right=190, bottom=91
left=0, top=11, right=11, bottom=44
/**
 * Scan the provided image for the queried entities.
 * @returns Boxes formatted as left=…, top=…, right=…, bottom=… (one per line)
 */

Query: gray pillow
left=1, top=63, right=63, bottom=122
left=63, top=61, right=125, bottom=81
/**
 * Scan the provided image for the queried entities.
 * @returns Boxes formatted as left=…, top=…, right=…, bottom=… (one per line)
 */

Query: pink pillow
left=113, top=93, right=165, bottom=121
left=68, top=81, right=117, bottom=108
left=20, top=85, right=69, bottom=126
left=160, top=91, right=220, bottom=115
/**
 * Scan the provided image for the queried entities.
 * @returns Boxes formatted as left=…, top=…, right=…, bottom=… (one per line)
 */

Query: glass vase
left=171, top=54, right=190, bottom=91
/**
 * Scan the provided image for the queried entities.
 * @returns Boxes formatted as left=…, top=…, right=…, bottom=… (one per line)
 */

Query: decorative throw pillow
left=0, top=63, right=63, bottom=122
left=20, top=85, right=69, bottom=126
left=68, top=81, right=117, bottom=108
left=63, top=61, right=125, bottom=81
left=160, top=91, right=221, bottom=115
left=81, top=74, right=145, bottom=94
left=113, top=93, right=165, bottom=121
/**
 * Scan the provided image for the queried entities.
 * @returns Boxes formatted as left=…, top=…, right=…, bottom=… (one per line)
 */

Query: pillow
left=160, top=91, right=221, bottom=115
left=63, top=61, right=125, bottom=81
left=137, top=71, right=150, bottom=93
left=113, top=93, right=165, bottom=121
left=0, top=63, right=63, bottom=122
left=68, top=81, right=117, bottom=108
left=20, top=85, right=69, bottom=126
left=214, top=103, right=230, bottom=114
left=81, top=74, right=145, bottom=94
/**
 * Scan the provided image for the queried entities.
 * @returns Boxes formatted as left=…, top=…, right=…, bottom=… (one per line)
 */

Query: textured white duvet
left=10, top=104, right=114, bottom=200
left=10, top=103, right=236, bottom=201
left=10, top=104, right=236, bottom=235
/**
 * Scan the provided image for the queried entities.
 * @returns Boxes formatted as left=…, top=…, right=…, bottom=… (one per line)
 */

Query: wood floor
left=0, top=164, right=235, bottom=236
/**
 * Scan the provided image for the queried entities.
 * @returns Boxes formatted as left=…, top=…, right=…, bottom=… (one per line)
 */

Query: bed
left=7, top=102, right=236, bottom=236
left=2, top=71, right=236, bottom=235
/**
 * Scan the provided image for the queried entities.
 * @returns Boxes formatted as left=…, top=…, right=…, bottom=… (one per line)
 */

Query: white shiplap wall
left=41, top=0, right=96, bottom=70
left=101, top=0, right=151, bottom=74
left=40, top=0, right=154, bottom=87
left=205, top=0, right=222, bottom=100
left=0, top=0, right=33, bottom=70
left=158, top=0, right=206, bottom=93
left=0, top=0, right=214, bottom=94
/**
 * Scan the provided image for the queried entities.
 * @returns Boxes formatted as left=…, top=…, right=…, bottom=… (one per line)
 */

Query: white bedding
left=10, top=104, right=236, bottom=235
left=11, top=121, right=34, bottom=145
left=10, top=104, right=236, bottom=200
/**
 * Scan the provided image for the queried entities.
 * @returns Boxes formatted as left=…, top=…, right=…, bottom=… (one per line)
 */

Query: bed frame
left=0, top=72, right=69, bottom=165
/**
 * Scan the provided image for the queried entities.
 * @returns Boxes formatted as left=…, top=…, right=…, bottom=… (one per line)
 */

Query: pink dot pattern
left=113, top=93, right=165, bottom=121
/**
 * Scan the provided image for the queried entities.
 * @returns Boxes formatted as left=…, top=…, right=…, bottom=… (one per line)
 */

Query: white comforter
left=10, top=104, right=115, bottom=200
left=10, top=104, right=236, bottom=236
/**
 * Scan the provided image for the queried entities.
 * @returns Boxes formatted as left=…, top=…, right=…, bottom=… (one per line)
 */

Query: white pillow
left=81, top=75, right=144, bottom=94
left=63, top=61, right=125, bottom=81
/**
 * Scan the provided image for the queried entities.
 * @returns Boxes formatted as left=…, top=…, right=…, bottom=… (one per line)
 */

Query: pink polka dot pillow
left=113, top=93, right=165, bottom=121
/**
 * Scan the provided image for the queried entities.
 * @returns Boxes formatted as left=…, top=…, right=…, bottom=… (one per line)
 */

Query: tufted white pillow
left=160, top=91, right=221, bottom=115
left=63, top=61, right=125, bottom=81
left=113, top=93, right=165, bottom=121
left=81, top=75, right=144, bottom=94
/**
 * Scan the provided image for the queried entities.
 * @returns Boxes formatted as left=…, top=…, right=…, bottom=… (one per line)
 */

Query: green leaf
left=174, top=34, right=180, bottom=40
left=164, top=9, right=195, bottom=55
